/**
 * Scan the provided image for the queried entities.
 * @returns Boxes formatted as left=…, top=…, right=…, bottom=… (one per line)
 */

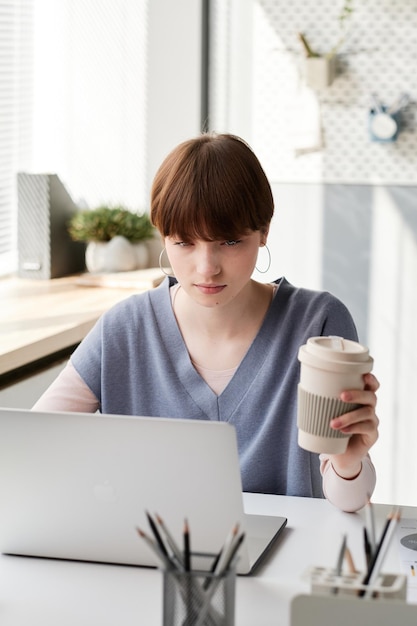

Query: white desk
left=0, top=494, right=416, bottom=625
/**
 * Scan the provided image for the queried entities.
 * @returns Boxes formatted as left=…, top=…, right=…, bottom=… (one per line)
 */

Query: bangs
left=150, top=133, right=274, bottom=241
left=155, top=178, right=262, bottom=242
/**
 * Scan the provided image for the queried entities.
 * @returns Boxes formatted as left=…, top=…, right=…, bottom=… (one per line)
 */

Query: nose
left=195, top=243, right=221, bottom=277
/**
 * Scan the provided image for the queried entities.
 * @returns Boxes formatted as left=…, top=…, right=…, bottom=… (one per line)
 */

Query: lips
left=195, top=284, right=226, bottom=295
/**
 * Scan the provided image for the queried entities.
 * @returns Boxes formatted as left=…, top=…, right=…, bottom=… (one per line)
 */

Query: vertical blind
left=0, top=0, right=33, bottom=275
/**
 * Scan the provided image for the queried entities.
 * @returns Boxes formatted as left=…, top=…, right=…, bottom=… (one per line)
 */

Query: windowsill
left=0, top=270, right=164, bottom=377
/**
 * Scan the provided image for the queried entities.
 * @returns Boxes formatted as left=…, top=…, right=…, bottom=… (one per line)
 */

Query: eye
left=223, top=240, right=241, bottom=247
left=173, top=241, right=192, bottom=247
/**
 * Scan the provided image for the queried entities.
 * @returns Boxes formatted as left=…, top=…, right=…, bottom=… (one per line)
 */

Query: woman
left=33, top=133, right=379, bottom=512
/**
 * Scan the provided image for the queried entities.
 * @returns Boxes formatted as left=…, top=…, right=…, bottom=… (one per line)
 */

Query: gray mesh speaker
left=17, top=173, right=86, bottom=279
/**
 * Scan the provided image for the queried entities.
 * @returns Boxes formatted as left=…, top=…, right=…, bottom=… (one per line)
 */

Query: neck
left=173, top=280, right=273, bottom=338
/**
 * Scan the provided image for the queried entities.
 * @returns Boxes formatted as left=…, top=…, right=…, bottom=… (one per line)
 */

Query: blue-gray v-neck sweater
left=71, top=277, right=358, bottom=498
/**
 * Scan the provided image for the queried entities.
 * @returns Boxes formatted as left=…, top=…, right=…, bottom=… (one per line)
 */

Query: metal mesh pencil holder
left=162, top=553, right=236, bottom=626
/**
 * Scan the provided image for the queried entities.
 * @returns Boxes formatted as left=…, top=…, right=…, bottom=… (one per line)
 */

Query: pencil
left=202, top=523, right=240, bottom=591
left=363, top=526, right=372, bottom=569
left=183, top=518, right=191, bottom=572
left=344, top=546, right=356, bottom=574
left=365, top=497, right=376, bottom=555
left=367, top=507, right=401, bottom=593
left=136, top=527, right=174, bottom=570
left=145, top=511, right=169, bottom=559
left=195, top=532, right=245, bottom=626
left=359, top=507, right=401, bottom=597
left=336, top=534, right=347, bottom=576
left=332, top=534, right=347, bottom=594
left=212, top=524, right=240, bottom=578
left=155, top=513, right=184, bottom=565
left=220, top=531, right=245, bottom=574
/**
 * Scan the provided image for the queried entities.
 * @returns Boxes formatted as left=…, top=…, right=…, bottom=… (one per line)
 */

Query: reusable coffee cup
left=297, top=336, right=373, bottom=454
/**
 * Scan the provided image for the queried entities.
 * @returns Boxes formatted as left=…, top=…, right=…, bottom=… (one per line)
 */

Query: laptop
left=0, top=407, right=287, bottom=575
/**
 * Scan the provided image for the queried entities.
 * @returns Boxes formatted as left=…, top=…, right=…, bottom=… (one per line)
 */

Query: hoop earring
left=255, top=244, right=271, bottom=274
left=158, top=247, right=174, bottom=277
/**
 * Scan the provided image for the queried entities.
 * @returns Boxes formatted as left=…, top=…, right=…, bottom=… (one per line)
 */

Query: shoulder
left=100, top=276, right=172, bottom=324
left=74, top=278, right=175, bottom=357
left=276, top=277, right=349, bottom=310
left=272, top=277, right=358, bottom=340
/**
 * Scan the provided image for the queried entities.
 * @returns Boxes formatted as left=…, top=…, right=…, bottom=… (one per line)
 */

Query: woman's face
left=164, top=230, right=266, bottom=308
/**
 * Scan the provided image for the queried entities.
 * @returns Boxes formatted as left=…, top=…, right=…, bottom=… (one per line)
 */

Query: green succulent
left=68, top=205, right=154, bottom=243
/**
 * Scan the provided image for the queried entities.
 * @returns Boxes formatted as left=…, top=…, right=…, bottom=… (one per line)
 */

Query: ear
left=260, top=226, right=270, bottom=246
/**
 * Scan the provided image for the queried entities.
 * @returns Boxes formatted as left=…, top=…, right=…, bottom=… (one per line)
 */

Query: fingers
left=330, top=405, right=379, bottom=435
left=328, top=374, right=381, bottom=463
left=328, top=374, right=381, bottom=470
left=363, top=372, right=380, bottom=392
left=341, top=390, right=377, bottom=410
left=340, top=375, right=379, bottom=408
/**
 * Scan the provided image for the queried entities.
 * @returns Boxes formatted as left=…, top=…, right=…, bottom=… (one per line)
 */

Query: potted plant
left=68, top=205, right=155, bottom=273
left=298, top=0, right=354, bottom=90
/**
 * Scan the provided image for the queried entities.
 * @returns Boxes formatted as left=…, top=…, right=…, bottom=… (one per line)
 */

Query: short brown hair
left=150, top=133, right=274, bottom=241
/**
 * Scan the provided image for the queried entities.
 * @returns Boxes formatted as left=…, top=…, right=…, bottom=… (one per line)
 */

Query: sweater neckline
left=149, top=277, right=288, bottom=418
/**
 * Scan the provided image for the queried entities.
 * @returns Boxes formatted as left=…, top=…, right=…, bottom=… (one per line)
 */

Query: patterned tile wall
left=211, top=0, right=417, bottom=184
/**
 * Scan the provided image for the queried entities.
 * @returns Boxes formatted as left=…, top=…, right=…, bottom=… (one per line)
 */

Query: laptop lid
left=0, top=408, right=286, bottom=574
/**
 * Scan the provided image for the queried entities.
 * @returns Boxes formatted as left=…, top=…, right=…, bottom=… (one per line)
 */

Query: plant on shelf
left=68, top=205, right=155, bottom=273
left=68, top=205, right=154, bottom=243
left=297, top=0, right=355, bottom=89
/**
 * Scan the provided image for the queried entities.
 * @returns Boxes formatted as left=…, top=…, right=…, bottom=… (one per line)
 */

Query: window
left=31, top=0, right=148, bottom=209
left=0, top=0, right=33, bottom=275
left=0, top=0, right=204, bottom=277
left=1, top=0, right=148, bottom=277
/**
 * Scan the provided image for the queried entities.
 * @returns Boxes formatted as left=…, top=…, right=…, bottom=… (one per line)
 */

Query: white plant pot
left=304, top=56, right=336, bottom=90
left=85, top=236, right=149, bottom=273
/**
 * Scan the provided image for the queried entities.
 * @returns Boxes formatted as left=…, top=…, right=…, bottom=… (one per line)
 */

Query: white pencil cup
left=308, top=566, right=407, bottom=599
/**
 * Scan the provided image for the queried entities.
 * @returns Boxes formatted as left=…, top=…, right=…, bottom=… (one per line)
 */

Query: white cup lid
left=298, top=336, right=373, bottom=372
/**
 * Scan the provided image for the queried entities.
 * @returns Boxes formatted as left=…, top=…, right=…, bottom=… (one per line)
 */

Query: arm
left=320, top=454, right=376, bottom=513
left=32, top=361, right=100, bottom=413
left=313, top=294, right=379, bottom=511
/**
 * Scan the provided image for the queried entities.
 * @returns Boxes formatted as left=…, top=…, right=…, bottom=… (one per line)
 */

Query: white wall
left=146, top=0, right=203, bottom=193
left=262, top=182, right=417, bottom=508
left=255, top=184, right=324, bottom=287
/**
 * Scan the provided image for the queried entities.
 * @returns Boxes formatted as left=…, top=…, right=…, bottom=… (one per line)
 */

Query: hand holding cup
left=297, top=336, right=374, bottom=455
